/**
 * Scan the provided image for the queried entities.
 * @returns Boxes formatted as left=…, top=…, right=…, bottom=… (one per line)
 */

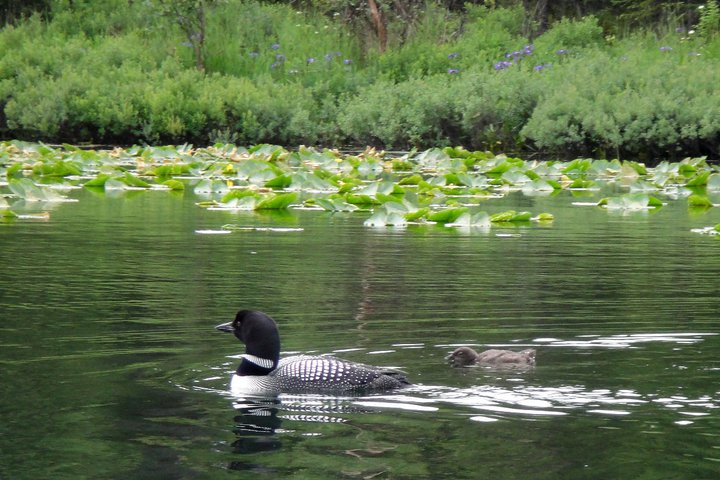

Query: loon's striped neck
left=237, top=354, right=276, bottom=376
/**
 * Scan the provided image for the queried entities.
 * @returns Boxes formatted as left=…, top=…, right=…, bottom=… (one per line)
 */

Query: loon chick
left=216, top=310, right=410, bottom=395
left=446, top=346, right=536, bottom=367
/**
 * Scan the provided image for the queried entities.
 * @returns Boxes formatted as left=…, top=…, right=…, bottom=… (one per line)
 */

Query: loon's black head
left=216, top=310, right=281, bottom=375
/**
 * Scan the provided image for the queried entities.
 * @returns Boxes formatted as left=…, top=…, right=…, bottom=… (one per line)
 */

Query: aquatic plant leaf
left=84, top=174, right=110, bottom=187
left=364, top=210, right=387, bottom=227
left=265, top=174, right=292, bottom=189
left=535, top=213, right=555, bottom=221
left=707, top=174, right=720, bottom=191
left=490, top=210, right=517, bottom=222
left=447, top=211, right=491, bottom=228
left=427, top=207, right=468, bottom=224
left=9, top=178, right=66, bottom=201
left=629, top=180, right=659, bottom=192
left=569, top=178, right=595, bottom=188
left=255, top=192, right=297, bottom=210
left=104, top=178, right=128, bottom=190
left=1, top=209, right=17, bottom=218
left=152, top=164, right=189, bottom=177
left=6, top=162, right=23, bottom=177
left=32, top=160, right=81, bottom=177
left=686, top=171, right=710, bottom=187
left=194, top=179, right=229, bottom=194
left=688, top=194, right=713, bottom=208
left=385, top=212, right=408, bottom=226
left=508, top=211, right=532, bottom=222
left=623, top=161, right=647, bottom=176
left=345, top=194, right=380, bottom=205
left=605, top=194, right=648, bottom=210
left=316, top=198, right=359, bottom=212
left=124, top=173, right=151, bottom=188
left=647, top=196, right=664, bottom=207
left=249, top=144, right=287, bottom=161
left=404, top=207, right=430, bottom=221
left=220, top=189, right=259, bottom=203
left=162, top=179, right=185, bottom=190
left=398, top=174, right=423, bottom=185
left=501, top=170, right=531, bottom=185
left=521, top=179, right=555, bottom=193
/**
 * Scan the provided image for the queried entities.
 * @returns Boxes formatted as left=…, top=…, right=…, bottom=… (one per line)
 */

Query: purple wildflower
left=324, top=53, right=333, bottom=61
left=275, top=54, right=285, bottom=61
left=494, top=61, right=512, bottom=71
left=556, top=49, right=568, bottom=55
left=448, top=68, right=460, bottom=74
left=522, top=44, right=534, bottom=55
left=448, top=52, right=459, bottom=59
left=271, top=43, right=280, bottom=50
left=343, top=59, right=352, bottom=65
left=660, top=46, right=673, bottom=52
left=307, top=57, right=316, bottom=64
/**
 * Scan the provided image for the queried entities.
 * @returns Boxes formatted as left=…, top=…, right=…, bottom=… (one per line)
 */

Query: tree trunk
left=367, top=0, right=387, bottom=52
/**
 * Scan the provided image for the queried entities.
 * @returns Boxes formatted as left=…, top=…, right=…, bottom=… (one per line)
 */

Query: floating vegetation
left=691, top=225, right=720, bottom=236
left=1, top=141, right=719, bottom=234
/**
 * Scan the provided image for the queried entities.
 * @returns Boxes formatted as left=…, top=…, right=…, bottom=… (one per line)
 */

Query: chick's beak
left=215, top=322, right=234, bottom=333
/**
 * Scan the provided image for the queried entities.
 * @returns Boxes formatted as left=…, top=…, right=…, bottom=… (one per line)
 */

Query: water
left=2, top=188, right=720, bottom=479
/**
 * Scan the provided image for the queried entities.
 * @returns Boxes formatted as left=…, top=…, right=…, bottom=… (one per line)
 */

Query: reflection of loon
left=229, top=397, right=372, bottom=472
left=216, top=310, right=410, bottom=395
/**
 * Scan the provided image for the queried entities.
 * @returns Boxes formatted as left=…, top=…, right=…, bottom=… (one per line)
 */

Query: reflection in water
left=4, top=189, right=720, bottom=479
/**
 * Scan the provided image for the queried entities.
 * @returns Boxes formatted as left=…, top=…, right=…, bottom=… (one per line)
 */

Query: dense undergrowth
left=0, top=1, right=719, bottom=161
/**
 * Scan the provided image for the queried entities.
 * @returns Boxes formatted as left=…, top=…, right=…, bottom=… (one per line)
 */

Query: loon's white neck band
left=241, top=354, right=275, bottom=369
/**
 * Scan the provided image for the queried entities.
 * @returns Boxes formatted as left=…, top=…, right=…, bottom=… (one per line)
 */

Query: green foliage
left=0, top=1, right=719, bottom=159
left=698, top=1, right=720, bottom=39
left=533, top=16, right=604, bottom=53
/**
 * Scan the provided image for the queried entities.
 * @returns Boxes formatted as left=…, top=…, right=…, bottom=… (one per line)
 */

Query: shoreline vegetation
left=1, top=1, right=719, bottom=162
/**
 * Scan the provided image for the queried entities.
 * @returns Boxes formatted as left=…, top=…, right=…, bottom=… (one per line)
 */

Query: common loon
left=216, top=310, right=410, bottom=395
left=446, top=346, right=536, bottom=367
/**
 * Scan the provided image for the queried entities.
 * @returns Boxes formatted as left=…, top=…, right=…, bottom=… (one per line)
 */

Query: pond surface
left=2, top=186, right=720, bottom=479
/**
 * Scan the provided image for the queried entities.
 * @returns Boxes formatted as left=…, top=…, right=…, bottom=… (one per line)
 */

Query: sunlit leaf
left=121, top=172, right=151, bottom=188
left=162, top=179, right=185, bottom=190
left=686, top=171, right=710, bottom=187
left=84, top=174, right=110, bottom=187
left=427, top=207, right=468, bottom=224
left=688, top=194, right=713, bottom=208
left=255, top=192, right=297, bottom=210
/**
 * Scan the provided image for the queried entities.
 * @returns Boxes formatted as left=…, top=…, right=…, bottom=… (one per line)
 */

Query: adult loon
left=446, top=346, right=536, bottom=367
left=216, top=310, right=410, bottom=395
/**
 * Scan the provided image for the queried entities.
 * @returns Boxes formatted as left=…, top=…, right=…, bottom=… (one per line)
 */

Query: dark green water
left=2, top=187, right=720, bottom=479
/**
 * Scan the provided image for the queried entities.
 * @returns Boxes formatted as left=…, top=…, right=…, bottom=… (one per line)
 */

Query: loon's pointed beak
left=215, top=321, right=234, bottom=333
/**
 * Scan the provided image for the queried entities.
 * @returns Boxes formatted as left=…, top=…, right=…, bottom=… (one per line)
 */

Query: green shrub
left=338, top=74, right=462, bottom=148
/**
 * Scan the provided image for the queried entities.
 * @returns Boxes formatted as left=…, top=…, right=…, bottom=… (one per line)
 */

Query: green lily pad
left=688, top=194, right=713, bottom=208
left=427, top=207, right=468, bottom=224
left=255, top=192, right=297, bottom=210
